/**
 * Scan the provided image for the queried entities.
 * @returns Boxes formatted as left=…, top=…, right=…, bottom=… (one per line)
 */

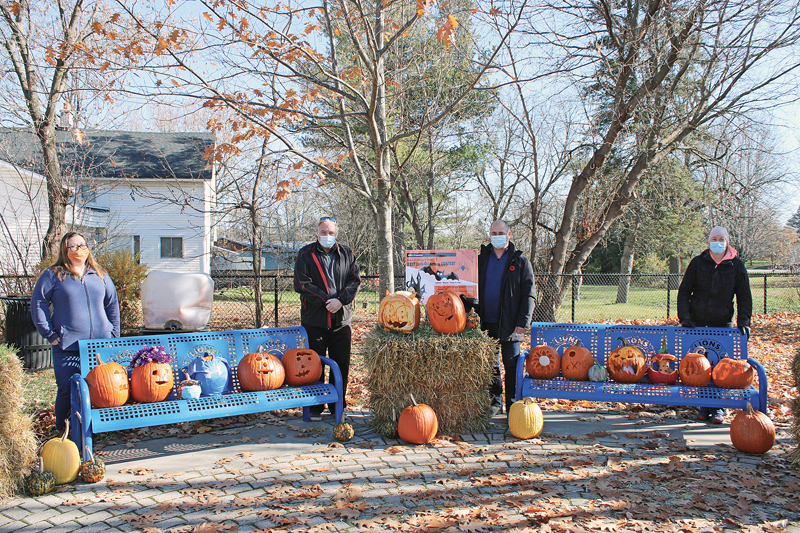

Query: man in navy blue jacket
left=294, top=217, right=361, bottom=419
left=463, top=220, right=536, bottom=416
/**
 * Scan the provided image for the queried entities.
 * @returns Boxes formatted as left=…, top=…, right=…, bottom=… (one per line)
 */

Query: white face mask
left=319, top=235, right=336, bottom=248
left=490, top=235, right=508, bottom=249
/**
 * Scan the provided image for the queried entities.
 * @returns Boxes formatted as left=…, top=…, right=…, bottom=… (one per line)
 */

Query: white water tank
left=141, top=271, right=214, bottom=331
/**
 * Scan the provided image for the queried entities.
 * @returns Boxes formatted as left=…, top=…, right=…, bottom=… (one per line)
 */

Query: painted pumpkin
left=131, top=362, right=174, bottom=403
left=333, top=422, right=355, bottom=441
left=712, top=358, right=755, bottom=389
left=24, top=457, right=55, bottom=496
left=378, top=290, right=421, bottom=333
left=730, top=401, right=775, bottom=454
left=466, top=312, right=480, bottom=329
left=398, top=394, right=438, bottom=445
left=508, top=398, right=544, bottom=439
left=79, top=447, right=106, bottom=483
left=588, top=362, right=608, bottom=382
left=426, top=290, right=467, bottom=335
left=647, top=340, right=679, bottom=385
left=238, top=347, right=285, bottom=391
left=526, top=345, right=561, bottom=379
left=561, top=340, right=593, bottom=381
left=282, top=348, right=323, bottom=387
left=85, top=355, right=129, bottom=408
left=679, top=346, right=712, bottom=387
left=41, top=420, right=80, bottom=484
left=185, top=353, right=230, bottom=396
left=606, top=337, right=646, bottom=383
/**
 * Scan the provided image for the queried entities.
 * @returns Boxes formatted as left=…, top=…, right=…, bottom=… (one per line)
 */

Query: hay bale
left=0, top=345, right=38, bottom=499
left=364, top=324, right=497, bottom=435
left=791, top=345, right=800, bottom=464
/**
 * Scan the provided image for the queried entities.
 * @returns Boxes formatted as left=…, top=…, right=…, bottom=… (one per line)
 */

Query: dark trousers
left=303, top=323, right=351, bottom=415
left=53, top=346, right=80, bottom=432
left=483, top=322, right=520, bottom=412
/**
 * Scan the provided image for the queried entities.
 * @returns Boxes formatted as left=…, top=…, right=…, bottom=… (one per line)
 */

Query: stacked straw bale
left=364, top=324, right=497, bottom=435
left=0, top=345, right=37, bottom=499
left=791, top=345, right=800, bottom=464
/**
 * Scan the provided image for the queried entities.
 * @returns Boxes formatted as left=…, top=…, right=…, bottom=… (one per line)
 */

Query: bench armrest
left=516, top=349, right=529, bottom=402
left=319, top=355, right=345, bottom=423
left=70, top=374, right=93, bottom=456
left=747, top=358, right=769, bottom=414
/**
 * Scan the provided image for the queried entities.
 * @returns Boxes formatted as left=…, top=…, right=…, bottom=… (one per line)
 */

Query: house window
left=133, top=235, right=140, bottom=264
left=77, top=185, right=97, bottom=204
left=160, top=237, right=183, bottom=259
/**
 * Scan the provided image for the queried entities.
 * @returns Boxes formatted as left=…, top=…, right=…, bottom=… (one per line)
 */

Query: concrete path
left=1, top=407, right=797, bottom=533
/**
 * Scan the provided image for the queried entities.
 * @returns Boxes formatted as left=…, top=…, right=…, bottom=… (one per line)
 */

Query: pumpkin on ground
left=606, top=337, right=647, bottom=383
left=238, top=347, right=285, bottom=391
left=508, top=398, right=544, bottom=439
left=41, top=420, right=80, bottom=484
left=730, top=401, right=775, bottom=454
left=588, top=361, right=608, bottom=382
left=561, top=340, right=593, bottom=381
left=679, top=346, right=712, bottom=387
left=378, top=290, right=421, bottom=333
left=333, top=422, right=355, bottom=442
left=712, top=358, right=755, bottom=389
left=426, top=290, right=467, bottom=335
left=398, top=394, right=438, bottom=444
left=131, top=362, right=174, bottom=403
left=526, top=345, right=561, bottom=379
left=282, top=348, right=323, bottom=387
left=647, top=340, right=680, bottom=385
left=85, top=355, right=129, bottom=408
left=79, top=447, right=106, bottom=483
left=24, top=457, right=55, bottom=496
left=375, top=408, right=400, bottom=439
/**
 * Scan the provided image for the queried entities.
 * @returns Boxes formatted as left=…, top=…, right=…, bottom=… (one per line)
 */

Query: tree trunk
left=616, top=228, right=637, bottom=304
left=39, top=124, right=68, bottom=260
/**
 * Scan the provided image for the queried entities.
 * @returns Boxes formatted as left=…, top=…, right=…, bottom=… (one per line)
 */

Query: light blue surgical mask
left=319, top=235, right=336, bottom=248
left=709, top=241, right=726, bottom=254
left=490, top=235, right=508, bottom=249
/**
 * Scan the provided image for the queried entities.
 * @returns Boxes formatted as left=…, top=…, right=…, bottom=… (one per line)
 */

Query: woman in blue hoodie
left=31, top=232, right=120, bottom=431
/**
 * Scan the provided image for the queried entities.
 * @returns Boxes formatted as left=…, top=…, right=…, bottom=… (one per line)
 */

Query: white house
left=0, top=127, right=216, bottom=275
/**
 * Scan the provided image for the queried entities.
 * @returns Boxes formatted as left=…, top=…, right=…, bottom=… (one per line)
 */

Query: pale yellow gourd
left=41, top=420, right=80, bottom=484
left=508, top=398, right=544, bottom=439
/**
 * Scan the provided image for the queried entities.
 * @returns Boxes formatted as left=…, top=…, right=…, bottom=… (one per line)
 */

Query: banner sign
left=405, top=250, right=478, bottom=304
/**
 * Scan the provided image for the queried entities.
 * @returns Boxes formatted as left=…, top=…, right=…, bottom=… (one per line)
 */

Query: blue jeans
left=483, top=323, right=520, bottom=412
left=52, top=346, right=81, bottom=432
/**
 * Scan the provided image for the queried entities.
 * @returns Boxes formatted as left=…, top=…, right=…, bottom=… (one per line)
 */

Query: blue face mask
left=709, top=241, right=726, bottom=254
left=490, top=235, right=508, bottom=249
left=319, top=235, right=336, bottom=248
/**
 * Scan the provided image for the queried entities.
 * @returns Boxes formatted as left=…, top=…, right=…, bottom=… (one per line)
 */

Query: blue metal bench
left=70, top=326, right=343, bottom=455
left=516, top=323, right=768, bottom=413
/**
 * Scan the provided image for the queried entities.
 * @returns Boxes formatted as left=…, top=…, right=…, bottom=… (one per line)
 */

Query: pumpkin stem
left=37, top=456, right=44, bottom=474
left=61, top=419, right=70, bottom=443
left=616, top=336, right=630, bottom=347
left=745, top=400, right=755, bottom=416
left=96, top=354, right=104, bottom=365
left=575, top=339, right=584, bottom=348
left=84, top=446, right=93, bottom=464
left=658, top=339, right=669, bottom=354
left=392, top=407, right=397, bottom=422
left=409, top=393, right=418, bottom=406
left=693, top=346, right=706, bottom=355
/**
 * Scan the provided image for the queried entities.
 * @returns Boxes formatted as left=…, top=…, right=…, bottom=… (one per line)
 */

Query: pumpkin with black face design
left=606, top=337, right=646, bottom=383
left=238, top=347, right=285, bottom=391
left=282, top=348, right=322, bottom=387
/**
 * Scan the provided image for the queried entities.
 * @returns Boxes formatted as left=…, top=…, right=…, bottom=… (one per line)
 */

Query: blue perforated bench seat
left=70, top=327, right=343, bottom=455
left=516, top=323, right=767, bottom=413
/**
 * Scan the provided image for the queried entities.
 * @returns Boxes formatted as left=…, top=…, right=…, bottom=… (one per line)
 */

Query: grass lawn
left=20, top=366, right=56, bottom=412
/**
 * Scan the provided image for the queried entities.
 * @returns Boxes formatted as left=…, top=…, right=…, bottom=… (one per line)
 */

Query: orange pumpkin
left=238, top=347, right=285, bottom=391
left=606, top=337, right=646, bottom=383
left=378, top=290, right=421, bottom=333
left=712, top=358, right=755, bottom=389
left=85, top=355, right=130, bottom=408
left=466, top=312, right=480, bottom=329
left=282, top=348, right=322, bottom=387
left=560, top=340, right=593, bottom=381
left=730, top=401, right=775, bottom=454
left=131, top=362, right=174, bottom=403
left=398, top=394, right=438, bottom=444
left=679, top=346, right=712, bottom=387
left=526, top=345, right=560, bottom=379
left=647, top=340, right=679, bottom=385
left=426, top=290, right=467, bottom=334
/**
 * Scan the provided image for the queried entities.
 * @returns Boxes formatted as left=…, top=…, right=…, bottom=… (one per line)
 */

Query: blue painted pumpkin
left=185, top=353, right=230, bottom=396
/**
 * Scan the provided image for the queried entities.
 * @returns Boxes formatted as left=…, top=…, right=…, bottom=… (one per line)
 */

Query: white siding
left=0, top=162, right=49, bottom=274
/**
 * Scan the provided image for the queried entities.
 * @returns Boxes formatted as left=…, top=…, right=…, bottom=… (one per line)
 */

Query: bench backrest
left=530, top=322, right=747, bottom=367
left=78, top=327, right=308, bottom=401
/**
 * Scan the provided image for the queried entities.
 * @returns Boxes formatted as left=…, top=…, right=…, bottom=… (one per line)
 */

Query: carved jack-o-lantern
left=526, top=345, right=561, bottom=379
left=647, top=339, right=680, bottom=385
left=86, top=355, right=129, bottom=408
left=378, top=290, right=421, bottom=333
left=426, top=290, right=467, bottom=335
left=712, top=357, right=754, bottom=389
left=606, top=337, right=647, bottom=383
left=282, top=348, right=323, bottom=387
left=131, top=362, right=174, bottom=403
left=560, top=340, right=594, bottom=381
left=679, top=346, right=712, bottom=387
left=238, top=347, right=285, bottom=391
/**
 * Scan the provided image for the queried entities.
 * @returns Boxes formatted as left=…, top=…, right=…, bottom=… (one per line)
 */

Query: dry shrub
left=364, top=324, right=497, bottom=435
left=0, top=345, right=38, bottom=499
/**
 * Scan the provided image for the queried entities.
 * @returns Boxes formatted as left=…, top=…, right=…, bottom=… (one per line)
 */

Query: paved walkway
left=2, top=408, right=798, bottom=533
